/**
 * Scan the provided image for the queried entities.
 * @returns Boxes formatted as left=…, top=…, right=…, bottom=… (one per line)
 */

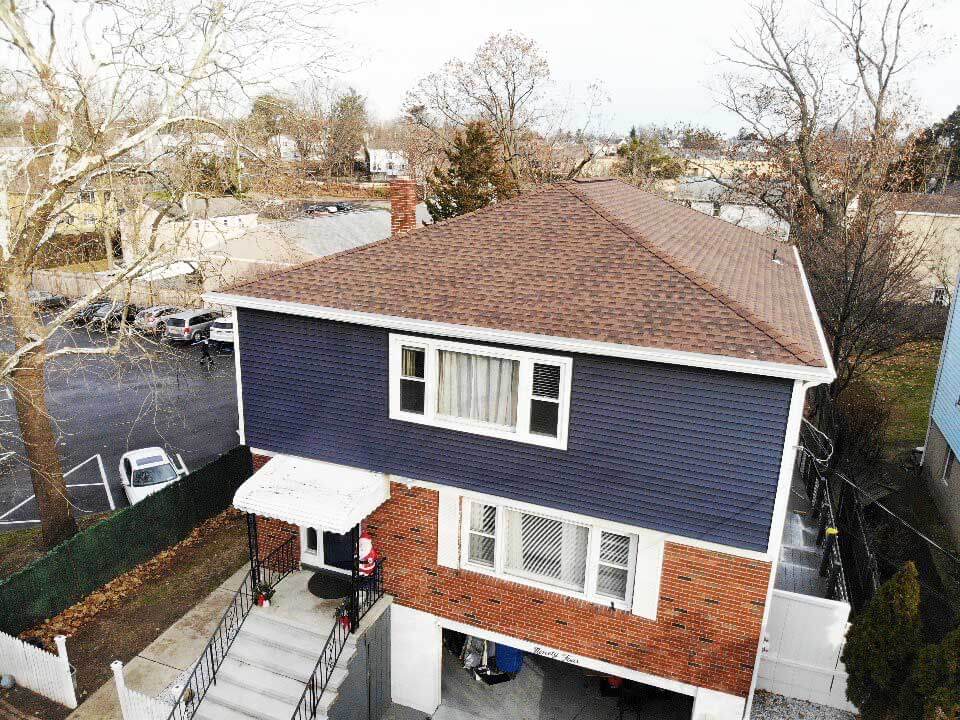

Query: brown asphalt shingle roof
left=226, top=178, right=827, bottom=368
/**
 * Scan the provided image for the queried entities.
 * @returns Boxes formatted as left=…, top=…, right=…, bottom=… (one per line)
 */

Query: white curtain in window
left=437, top=350, right=519, bottom=427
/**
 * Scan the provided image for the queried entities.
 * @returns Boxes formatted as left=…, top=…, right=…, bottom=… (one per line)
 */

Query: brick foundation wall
left=366, top=482, right=771, bottom=698
left=247, top=452, right=771, bottom=696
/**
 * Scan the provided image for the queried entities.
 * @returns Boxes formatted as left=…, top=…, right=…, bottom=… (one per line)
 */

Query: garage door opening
left=434, top=630, right=694, bottom=720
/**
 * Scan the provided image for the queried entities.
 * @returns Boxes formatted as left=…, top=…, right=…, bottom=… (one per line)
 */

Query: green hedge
left=0, top=445, right=253, bottom=636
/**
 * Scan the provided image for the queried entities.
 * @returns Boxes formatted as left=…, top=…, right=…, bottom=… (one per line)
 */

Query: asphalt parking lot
left=0, top=321, right=239, bottom=530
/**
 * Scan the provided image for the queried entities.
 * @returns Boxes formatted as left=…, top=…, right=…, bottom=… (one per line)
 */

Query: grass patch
left=864, top=342, right=941, bottom=457
left=1, top=510, right=248, bottom=719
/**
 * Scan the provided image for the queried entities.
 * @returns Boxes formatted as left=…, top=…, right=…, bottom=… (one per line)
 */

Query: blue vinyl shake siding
left=237, top=309, right=793, bottom=552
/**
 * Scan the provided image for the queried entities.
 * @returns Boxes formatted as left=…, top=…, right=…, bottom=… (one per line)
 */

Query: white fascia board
left=793, top=246, right=837, bottom=382
left=204, top=292, right=836, bottom=384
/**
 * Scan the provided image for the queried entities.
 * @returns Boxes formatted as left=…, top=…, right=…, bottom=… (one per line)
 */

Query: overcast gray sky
left=325, top=0, right=959, bottom=136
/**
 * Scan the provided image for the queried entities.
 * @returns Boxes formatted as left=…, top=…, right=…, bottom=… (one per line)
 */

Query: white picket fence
left=757, top=589, right=857, bottom=712
left=0, top=631, right=77, bottom=708
left=112, top=661, right=172, bottom=720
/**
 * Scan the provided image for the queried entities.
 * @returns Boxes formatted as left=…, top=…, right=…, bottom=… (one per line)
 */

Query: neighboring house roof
left=671, top=178, right=779, bottom=206
left=888, top=192, right=960, bottom=216
left=219, top=178, right=829, bottom=370
left=271, top=204, right=431, bottom=257
left=179, top=196, right=255, bottom=220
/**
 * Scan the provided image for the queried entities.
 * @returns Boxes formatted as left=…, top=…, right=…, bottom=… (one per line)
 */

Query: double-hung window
left=462, top=500, right=638, bottom=609
left=389, top=334, right=572, bottom=449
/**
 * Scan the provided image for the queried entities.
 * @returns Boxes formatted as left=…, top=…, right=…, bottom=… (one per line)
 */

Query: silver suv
left=164, top=309, right=222, bottom=342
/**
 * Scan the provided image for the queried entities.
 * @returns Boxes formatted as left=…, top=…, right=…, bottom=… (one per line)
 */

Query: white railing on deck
left=112, top=661, right=172, bottom=720
left=0, top=631, right=77, bottom=708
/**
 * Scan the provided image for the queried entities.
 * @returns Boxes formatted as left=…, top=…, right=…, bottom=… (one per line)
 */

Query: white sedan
left=119, top=448, right=188, bottom=505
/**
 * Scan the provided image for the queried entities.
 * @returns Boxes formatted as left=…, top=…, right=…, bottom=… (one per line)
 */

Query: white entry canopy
left=233, top=455, right=390, bottom=534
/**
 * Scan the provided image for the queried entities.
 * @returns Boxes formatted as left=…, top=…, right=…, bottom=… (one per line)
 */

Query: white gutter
left=204, top=291, right=836, bottom=384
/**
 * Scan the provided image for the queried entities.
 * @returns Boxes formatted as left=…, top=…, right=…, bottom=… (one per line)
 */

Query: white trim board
left=207, top=293, right=835, bottom=384
left=248, top=447, right=775, bottom=562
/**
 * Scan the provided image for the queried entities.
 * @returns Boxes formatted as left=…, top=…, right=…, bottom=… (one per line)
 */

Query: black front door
left=323, top=526, right=355, bottom=572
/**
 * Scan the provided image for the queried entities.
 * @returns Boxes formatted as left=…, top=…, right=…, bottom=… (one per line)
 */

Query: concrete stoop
left=193, top=607, right=357, bottom=720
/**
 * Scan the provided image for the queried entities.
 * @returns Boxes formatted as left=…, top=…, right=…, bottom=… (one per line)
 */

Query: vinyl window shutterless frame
left=388, top=334, right=572, bottom=450
left=459, top=499, right=637, bottom=610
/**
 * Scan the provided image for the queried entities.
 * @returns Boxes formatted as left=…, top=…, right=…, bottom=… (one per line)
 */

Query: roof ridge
left=224, top=184, right=562, bottom=294
left=561, top=179, right=819, bottom=365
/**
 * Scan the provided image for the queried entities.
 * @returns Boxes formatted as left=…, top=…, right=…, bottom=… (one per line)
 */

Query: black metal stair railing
left=291, top=559, right=386, bottom=720
left=800, top=451, right=850, bottom=603
left=164, top=531, right=299, bottom=720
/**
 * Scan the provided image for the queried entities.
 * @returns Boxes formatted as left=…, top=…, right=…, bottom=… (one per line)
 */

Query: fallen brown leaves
left=20, top=509, right=242, bottom=650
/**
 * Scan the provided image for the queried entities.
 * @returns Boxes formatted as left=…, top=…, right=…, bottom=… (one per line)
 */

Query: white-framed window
left=461, top=500, right=638, bottom=609
left=389, top=334, right=573, bottom=449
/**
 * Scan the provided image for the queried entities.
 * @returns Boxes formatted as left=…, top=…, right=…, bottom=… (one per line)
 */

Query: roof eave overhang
left=205, top=291, right=837, bottom=385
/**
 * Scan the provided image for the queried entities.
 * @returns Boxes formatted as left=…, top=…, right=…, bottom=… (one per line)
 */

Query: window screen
left=530, top=363, right=561, bottom=437
left=400, top=346, right=426, bottom=414
left=467, top=503, right=497, bottom=567
left=596, top=531, right=631, bottom=601
left=503, top=509, right=588, bottom=591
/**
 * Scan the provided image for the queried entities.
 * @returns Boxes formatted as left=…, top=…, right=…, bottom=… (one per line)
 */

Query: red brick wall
left=390, top=179, right=418, bottom=236
left=366, top=482, right=771, bottom=698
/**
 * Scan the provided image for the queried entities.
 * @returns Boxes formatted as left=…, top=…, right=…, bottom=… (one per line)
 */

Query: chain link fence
left=0, top=445, right=252, bottom=636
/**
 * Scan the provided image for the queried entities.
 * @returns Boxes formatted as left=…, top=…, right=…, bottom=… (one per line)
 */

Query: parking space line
left=0, top=495, right=34, bottom=521
left=96, top=454, right=115, bottom=510
left=0, top=387, right=11, bottom=401
left=0, top=455, right=115, bottom=526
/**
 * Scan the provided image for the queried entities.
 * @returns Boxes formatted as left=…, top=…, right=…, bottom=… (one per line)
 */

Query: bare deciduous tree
left=406, top=32, right=552, bottom=186
left=0, top=0, right=340, bottom=547
left=717, top=0, right=943, bottom=397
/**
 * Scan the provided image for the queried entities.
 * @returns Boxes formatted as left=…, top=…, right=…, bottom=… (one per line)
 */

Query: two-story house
left=206, top=178, right=834, bottom=720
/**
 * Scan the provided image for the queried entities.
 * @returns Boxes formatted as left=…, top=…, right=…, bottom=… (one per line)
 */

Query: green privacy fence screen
left=0, top=445, right=253, bottom=636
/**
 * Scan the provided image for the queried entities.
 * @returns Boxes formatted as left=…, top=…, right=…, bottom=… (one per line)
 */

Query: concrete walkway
left=67, top=565, right=249, bottom=720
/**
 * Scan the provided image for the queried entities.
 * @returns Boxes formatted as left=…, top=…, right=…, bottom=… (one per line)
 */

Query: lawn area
left=0, top=510, right=248, bottom=719
left=864, top=341, right=942, bottom=457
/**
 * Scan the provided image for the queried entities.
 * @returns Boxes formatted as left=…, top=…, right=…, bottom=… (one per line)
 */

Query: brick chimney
left=390, top=178, right=418, bottom=236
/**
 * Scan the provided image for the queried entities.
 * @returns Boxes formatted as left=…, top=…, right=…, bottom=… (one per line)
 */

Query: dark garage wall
left=237, top=309, right=792, bottom=552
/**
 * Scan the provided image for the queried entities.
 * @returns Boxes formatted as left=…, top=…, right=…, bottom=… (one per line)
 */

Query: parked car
left=208, top=314, right=234, bottom=346
left=118, top=447, right=187, bottom=505
left=134, top=305, right=181, bottom=334
left=164, top=309, right=222, bottom=342
left=91, top=301, right=141, bottom=332
left=28, top=290, right=69, bottom=310
left=72, top=299, right=111, bottom=326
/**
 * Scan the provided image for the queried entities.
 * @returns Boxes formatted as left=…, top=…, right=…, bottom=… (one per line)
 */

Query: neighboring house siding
left=238, top=309, right=792, bottom=552
left=922, top=422, right=960, bottom=545
left=931, top=292, right=960, bottom=454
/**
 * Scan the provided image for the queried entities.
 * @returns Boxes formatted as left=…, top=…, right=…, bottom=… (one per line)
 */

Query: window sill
left=390, top=410, right=567, bottom=450
left=461, top=561, right=632, bottom=612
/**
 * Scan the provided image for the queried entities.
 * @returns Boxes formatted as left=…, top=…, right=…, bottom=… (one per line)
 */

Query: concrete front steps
left=193, top=606, right=356, bottom=720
